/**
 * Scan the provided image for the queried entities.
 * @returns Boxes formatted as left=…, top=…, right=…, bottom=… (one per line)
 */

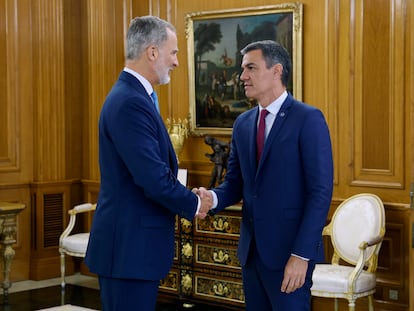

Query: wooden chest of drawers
left=159, top=205, right=244, bottom=309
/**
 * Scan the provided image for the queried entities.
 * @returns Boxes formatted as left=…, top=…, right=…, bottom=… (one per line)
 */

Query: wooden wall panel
left=64, top=0, right=83, bottom=180
left=0, top=0, right=33, bottom=282
left=83, top=0, right=132, bottom=180
left=324, top=0, right=340, bottom=187
left=351, top=0, right=405, bottom=189
left=29, top=180, right=82, bottom=280
left=31, top=0, right=66, bottom=180
left=0, top=0, right=11, bottom=169
left=375, top=207, right=411, bottom=309
left=0, top=0, right=33, bottom=180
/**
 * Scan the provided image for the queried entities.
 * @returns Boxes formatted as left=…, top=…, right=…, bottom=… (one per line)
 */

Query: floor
left=0, top=274, right=237, bottom=311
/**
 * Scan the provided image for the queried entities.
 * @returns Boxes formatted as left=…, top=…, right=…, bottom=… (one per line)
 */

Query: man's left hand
left=281, top=255, right=308, bottom=293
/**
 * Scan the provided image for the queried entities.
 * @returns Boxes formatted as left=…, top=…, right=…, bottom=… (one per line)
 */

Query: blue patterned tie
left=150, top=91, right=160, bottom=112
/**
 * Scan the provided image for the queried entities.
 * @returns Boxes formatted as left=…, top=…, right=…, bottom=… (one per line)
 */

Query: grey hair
left=240, top=40, right=292, bottom=87
left=126, top=15, right=176, bottom=60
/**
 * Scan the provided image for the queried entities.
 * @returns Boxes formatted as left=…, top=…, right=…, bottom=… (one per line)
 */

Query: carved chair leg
left=368, top=295, right=374, bottom=311
left=60, top=253, right=66, bottom=289
left=347, top=298, right=356, bottom=311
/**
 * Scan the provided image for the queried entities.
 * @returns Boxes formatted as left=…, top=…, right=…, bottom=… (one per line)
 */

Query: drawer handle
left=181, top=218, right=192, bottom=229
left=181, top=273, right=192, bottom=291
left=213, top=218, right=229, bottom=231
left=213, top=282, right=229, bottom=297
left=213, top=250, right=230, bottom=264
left=182, top=242, right=193, bottom=258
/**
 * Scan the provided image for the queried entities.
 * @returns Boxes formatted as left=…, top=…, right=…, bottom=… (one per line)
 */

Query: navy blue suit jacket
left=85, top=71, right=198, bottom=281
left=212, top=94, right=334, bottom=270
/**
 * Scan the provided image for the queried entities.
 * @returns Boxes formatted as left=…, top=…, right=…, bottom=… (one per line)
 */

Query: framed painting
left=185, top=3, right=303, bottom=135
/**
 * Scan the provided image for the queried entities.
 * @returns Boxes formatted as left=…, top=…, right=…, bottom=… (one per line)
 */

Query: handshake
left=192, top=187, right=213, bottom=219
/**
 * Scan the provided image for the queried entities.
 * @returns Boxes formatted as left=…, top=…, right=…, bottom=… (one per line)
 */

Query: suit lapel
left=120, top=71, right=178, bottom=173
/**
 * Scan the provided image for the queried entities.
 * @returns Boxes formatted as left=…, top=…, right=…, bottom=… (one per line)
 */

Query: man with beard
left=85, top=16, right=212, bottom=310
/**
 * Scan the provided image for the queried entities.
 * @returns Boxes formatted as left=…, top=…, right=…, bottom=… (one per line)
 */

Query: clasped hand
left=192, top=187, right=212, bottom=219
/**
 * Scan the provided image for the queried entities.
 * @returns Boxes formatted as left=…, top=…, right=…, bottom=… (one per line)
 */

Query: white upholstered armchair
left=311, top=193, right=385, bottom=311
left=59, top=202, right=96, bottom=289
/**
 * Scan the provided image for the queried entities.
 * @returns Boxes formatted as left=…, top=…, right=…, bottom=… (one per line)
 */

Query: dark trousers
left=242, top=240, right=314, bottom=311
left=98, top=276, right=159, bottom=311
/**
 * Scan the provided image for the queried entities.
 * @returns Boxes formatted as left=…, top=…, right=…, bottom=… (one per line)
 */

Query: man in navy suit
left=84, top=16, right=211, bottom=311
left=198, top=40, right=334, bottom=310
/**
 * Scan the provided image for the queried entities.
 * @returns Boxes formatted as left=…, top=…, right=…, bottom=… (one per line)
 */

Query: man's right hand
left=192, top=187, right=213, bottom=219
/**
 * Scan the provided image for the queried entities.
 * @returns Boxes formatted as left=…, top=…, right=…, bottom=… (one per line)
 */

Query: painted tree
left=194, top=22, right=222, bottom=85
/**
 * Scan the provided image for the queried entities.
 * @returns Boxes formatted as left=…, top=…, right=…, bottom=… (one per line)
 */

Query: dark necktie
left=150, top=91, right=160, bottom=112
left=257, top=109, right=269, bottom=162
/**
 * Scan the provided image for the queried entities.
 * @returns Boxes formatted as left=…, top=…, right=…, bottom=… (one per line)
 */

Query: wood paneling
left=32, top=0, right=66, bottom=180
left=351, top=0, right=406, bottom=189
left=0, top=0, right=33, bottom=179
left=29, top=180, right=82, bottom=280
left=0, top=0, right=413, bottom=309
left=64, top=0, right=83, bottom=180
left=0, top=0, right=34, bottom=283
left=0, top=0, right=17, bottom=172
left=83, top=0, right=131, bottom=181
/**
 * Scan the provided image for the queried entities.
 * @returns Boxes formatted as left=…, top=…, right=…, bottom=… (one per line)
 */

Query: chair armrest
left=347, top=234, right=383, bottom=291
left=59, top=203, right=96, bottom=247
left=358, top=234, right=383, bottom=250
left=322, top=222, right=332, bottom=236
left=69, top=203, right=96, bottom=215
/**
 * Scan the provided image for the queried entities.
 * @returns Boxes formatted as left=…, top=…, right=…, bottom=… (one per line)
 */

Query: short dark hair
left=241, top=40, right=292, bottom=87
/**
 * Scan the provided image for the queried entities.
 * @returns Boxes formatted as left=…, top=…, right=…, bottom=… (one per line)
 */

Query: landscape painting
left=186, top=3, right=303, bottom=135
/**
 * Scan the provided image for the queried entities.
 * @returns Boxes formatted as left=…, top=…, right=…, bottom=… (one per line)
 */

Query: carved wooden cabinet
left=159, top=205, right=244, bottom=309
left=193, top=205, right=243, bottom=308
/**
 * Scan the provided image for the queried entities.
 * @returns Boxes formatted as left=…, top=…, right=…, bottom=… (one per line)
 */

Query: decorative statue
left=166, top=118, right=188, bottom=163
left=204, top=136, right=230, bottom=189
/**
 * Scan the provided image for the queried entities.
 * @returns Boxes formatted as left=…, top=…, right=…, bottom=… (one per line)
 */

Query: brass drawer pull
left=213, top=282, right=229, bottom=297
left=182, top=242, right=193, bottom=258
left=213, top=250, right=230, bottom=264
left=213, top=218, right=229, bottom=231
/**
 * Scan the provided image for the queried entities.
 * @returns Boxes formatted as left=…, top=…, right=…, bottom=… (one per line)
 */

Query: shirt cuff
left=209, top=190, right=218, bottom=209
left=291, top=253, right=309, bottom=261
left=195, top=195, right=201, bottom=215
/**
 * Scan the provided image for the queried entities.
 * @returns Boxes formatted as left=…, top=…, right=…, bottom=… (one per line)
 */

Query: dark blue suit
left=212, top=94, right=333, bottom=310
left=85, top=71, right=198, bottom=309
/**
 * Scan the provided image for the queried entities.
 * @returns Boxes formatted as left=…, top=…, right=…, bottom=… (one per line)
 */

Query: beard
left=159, top=74, right=170, bottom=85
left=155, top=62, right=171, bottom=85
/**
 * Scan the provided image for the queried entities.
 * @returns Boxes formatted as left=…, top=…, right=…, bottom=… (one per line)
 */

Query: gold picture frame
left=186, top=3, right=303, bottom=135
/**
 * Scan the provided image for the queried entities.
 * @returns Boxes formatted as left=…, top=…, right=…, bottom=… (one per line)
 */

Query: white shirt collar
left=258, top=90, right=288, bottom=116
left=123, top=67, right=153, bottom=96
